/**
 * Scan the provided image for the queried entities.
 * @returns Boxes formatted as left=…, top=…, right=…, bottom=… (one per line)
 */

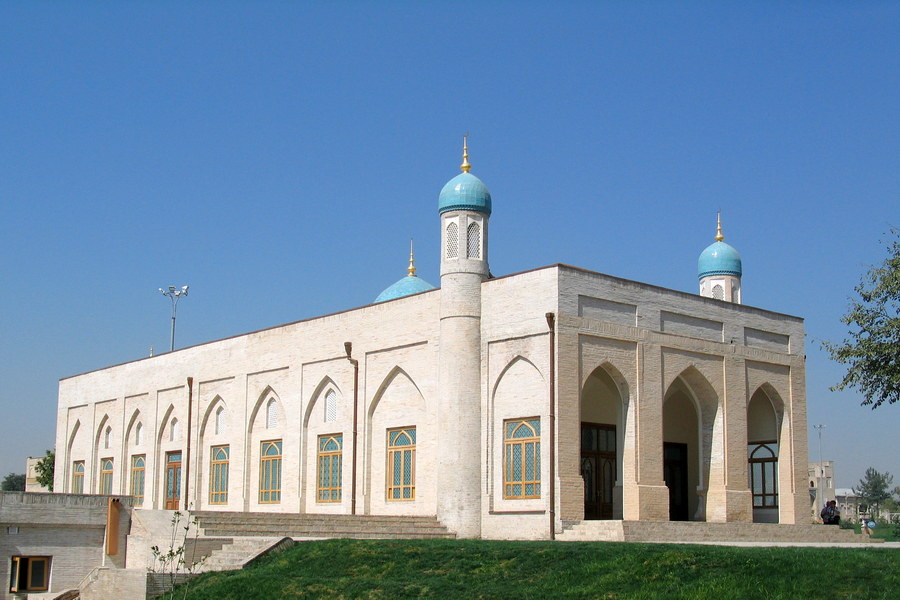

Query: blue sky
left=1, top=2, right=897, bottom=489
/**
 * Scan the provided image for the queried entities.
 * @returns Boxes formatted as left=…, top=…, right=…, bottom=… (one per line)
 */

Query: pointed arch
left=491, top=355, right=544, bottom=400
left=125, top=409, right=143, bottom=448
left=94, top=414, right=111, bottom=449
left=580, top=361, right=630, bottom=520
left=748, top=384, right=787, bottom=523
left=157, top=404, right=176, bottom=445
left=199, top=396, right=227, bottom=440
left=67, top=419, right=81, bottom=458
left=248, top=386, right=283, bottom=433
left=368, top=366, right=426, bottom=419
left=303, top=376, right=342, bottom=428
left=663, top=366, right=722, bottom=522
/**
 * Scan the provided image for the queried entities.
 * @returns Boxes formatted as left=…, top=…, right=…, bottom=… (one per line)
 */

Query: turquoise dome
left=698, top=241, right=742, bottom=279
left=374, top=274, right=436, bottom=303
left=438, top=172, right=492, bottom=215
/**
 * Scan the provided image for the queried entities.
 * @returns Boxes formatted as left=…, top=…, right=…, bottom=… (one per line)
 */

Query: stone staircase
left=192, top=511, right=455, bottom=540
left=197, top=536, right=295, bottom=572
left=558, top=520, right=877, bottom=544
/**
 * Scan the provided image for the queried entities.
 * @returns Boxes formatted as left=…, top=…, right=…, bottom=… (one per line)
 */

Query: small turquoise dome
left=375, top=275, right=436, bottom=303
left=698, top=241, right=742, bottom=279
left=439, top=172, right=492, bottom=215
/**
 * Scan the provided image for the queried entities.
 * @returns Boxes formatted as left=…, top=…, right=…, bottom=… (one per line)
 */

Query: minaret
left=698, top=212, right=742, bottom=303
left=437, top=137, right=491, bottom=537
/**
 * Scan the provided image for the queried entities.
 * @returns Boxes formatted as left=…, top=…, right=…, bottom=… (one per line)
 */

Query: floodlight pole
left=160, top=286, right=189, bottom=352
left=814, top=424, right=826, bottom=515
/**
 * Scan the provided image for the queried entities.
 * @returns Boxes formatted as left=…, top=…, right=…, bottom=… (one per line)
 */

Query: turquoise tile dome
left=698, top=241, right=742, bottom=279
left=374, top=274, right=436, bottom=303
left=439, top=172, right=492, bottom=215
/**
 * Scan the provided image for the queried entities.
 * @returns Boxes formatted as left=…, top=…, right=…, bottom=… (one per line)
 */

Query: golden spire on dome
left=715, top=211, right=725, bottom=242
left=407, top=239, right=417, bottom=277
left=460, top=133, right=471, bottom=173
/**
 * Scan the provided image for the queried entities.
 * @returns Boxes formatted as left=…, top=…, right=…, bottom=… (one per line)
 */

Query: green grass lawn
left=169, top=538, right=899, bottom=600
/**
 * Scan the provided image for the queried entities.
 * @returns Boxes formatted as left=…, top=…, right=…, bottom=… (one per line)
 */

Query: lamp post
left=814, top=423, right=826, bottom=516
left=160, top=285, right=189, bottom=352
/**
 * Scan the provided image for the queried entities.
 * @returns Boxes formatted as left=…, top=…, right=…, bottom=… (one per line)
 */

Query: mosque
left=53, top=142, right=808, bottom=539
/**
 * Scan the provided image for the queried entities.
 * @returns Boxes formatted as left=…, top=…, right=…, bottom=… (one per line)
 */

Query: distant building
left=24, top=457, right=49, bottom=493
left=808, top=461, right=836, bottom=522
left=53, top=144, right=811, bottom=538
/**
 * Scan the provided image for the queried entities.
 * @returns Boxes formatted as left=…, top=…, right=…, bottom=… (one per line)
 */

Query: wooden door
left=165, top=451, right=182, bottom=510
left=581, top=423, right=616, bottom=520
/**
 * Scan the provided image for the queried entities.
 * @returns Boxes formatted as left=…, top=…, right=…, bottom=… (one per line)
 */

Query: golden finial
left=715, top=211, right=725, bottom=242
left=460, top=134, right=471, bottom=173
left=407, top=239, right=417, bottom=277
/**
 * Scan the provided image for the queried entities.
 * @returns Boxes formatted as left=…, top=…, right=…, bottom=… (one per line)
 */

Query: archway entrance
left=580, top=366, right=625, bottom=520
left=663, top=382, right=700, bottom=521
left=748, top=389, right=780, bottom=523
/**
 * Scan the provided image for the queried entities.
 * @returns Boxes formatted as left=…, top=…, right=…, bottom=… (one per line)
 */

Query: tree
left=35, top=449, right=54, bottom=492
left=823, top=229, right=900, bottom=408
left=854, top=467, right=893, bottom=519
left=1, top=473, right=25, bottom=491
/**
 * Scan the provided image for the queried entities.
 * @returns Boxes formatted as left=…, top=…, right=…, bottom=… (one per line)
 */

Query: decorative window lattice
left=210, top=445, right=229, bottom=504
left=99, top=458, right=114, bottom=495
left=130, top=455, right=145, bottom=506
left=266, top=399, right=278, bottom=429
left=712, top=284, right=724, bottom=300
left=504, top=418, right=541, bottom=499
left=324, top=390, right=337, bottom=423
left=467, top=222, right=480, bottom=259
left=387, top=427, right=416, bottom=501
left=259, top=440, right=282, bottom=503
left=317, top=435, right=342, bottom=502
left=71, top=461, right=85, bottom=494
left=215, top=407, right=224, bottom=436
left=446, top=221, right=459, bottom=259
left=748, top=442, right=779, bottom=508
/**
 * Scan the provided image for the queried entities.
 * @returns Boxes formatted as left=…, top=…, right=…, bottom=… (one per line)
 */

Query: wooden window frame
left=9, top=556, right=51, bottom=592
left=209, top=445, right=229, bottom=505
left=259, top=440, right=282, bottom=504
left=99, top=457, right=114, bottom=495
left=503, top=418, right=541, bottom=499
left=749, top=441, right=779, bottom=508
left=386, top=427, right=416, bottom=501
left=71, top=461, right=85, bottom=494
left=130, top=455, right=146, bottom=506
left=316, top=434, right=343, bottom=503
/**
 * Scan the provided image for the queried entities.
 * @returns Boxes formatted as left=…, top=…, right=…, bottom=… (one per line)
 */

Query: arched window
left=215, top=407, right=224, bottom=436
left=130, top=455, right=145, bottom=506
left=712, top=284, right=724, bottom=300
left=99, top=458, right=114, bottom=494
left=259, top=440, right=282, bottom=503
left=749, top=442, right=778, bottom=508
left=504, top=418, right=541, bottom=499
left=266, top=399, right=278, bottom=429
left=135, top=422, right=143, bottom=446
left=324, top=390, right=337, bottom=423
left=71, top=461, right=85, bottom=494
left=387, top=428, right=416, bottom=500
left=467, top=222, right=480, bottom=259
left=210, top=445, right=229, bottom=504
left=103, top=426, right=112, bottom=449
left=170, top=418, right=179, bottom=442
left=317, top=435, right=342, bottom=502
left=446, top=222, right=459, bottom=259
